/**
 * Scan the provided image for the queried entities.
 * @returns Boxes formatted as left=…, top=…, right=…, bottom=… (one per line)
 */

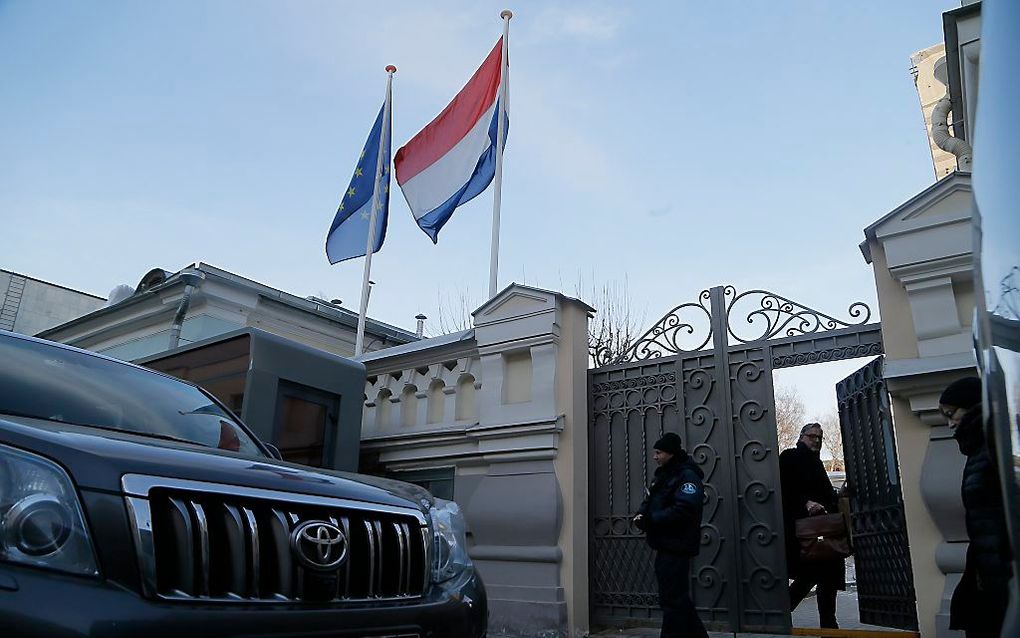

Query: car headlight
left=428, top=498, right=472, bottom=584
left=0, top=444, right=98, bottom=576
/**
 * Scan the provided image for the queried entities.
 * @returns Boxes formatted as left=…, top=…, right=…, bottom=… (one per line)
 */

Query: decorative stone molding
left=359, top=284, right=593, bottom=637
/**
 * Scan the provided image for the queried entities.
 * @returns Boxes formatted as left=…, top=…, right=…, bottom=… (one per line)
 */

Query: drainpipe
left=931, top=95, right=972, bottom=171
left=168, top=270, right=205, bottom=349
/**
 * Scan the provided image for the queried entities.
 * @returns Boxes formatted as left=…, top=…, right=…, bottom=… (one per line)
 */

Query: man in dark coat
left=779, top=422, right=845, bottom=629
left=940, top=377, right=1012, bottom=638
left=634, top=432, right=708, bottom=638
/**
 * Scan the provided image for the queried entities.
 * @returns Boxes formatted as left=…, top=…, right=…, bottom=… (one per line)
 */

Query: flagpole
left=488, top=10, right=512, bottom=299
left=355, top=65, right=395, bottom=357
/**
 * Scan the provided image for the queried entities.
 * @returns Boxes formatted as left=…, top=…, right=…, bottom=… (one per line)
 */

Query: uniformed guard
left=634, top=432, right=708, bottom=638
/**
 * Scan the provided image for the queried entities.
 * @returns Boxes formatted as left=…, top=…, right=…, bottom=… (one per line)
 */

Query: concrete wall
left=359, top=284, right=592, bottom=637
left=0, top=270, right=104, bottom=335
left=863, top=173, right=976, bottom=638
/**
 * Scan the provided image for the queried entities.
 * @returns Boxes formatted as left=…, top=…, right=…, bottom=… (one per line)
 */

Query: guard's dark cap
left=939, top=376, right=982, bottom=410
left=653, top=432, right=683, bottom=455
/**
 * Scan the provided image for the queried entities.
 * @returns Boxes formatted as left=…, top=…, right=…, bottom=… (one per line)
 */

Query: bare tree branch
left=426, top=288, right=478, bottom=337
left=816, top=409, right=845, bottom=472
left=774, top=385, right=806, bottom=450
left=577, top=274, right=646, bottom=367
left=424, top=275, right=646, bottom=369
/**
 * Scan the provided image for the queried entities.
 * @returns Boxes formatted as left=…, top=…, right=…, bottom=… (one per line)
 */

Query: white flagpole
left=355, top=65, right=396, bottom=357
left=488, top=10, right=512, bottom=299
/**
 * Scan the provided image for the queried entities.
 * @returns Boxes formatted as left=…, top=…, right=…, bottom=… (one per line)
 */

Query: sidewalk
left=587, top=589, right=901, bottom=638
left=497, top=588, right=912, bottom=637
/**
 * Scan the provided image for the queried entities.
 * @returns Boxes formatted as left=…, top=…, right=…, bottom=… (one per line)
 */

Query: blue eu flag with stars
left=325, top=104, right=391, bottom=264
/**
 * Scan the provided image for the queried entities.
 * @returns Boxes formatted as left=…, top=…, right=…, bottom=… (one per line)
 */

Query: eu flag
left=325, top=104, right=391, bottom=264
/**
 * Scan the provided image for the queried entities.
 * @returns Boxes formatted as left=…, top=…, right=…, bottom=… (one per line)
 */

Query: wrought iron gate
left=837, top=357, right=919, bottom=630
left=589, top=285, right=884, bottom=633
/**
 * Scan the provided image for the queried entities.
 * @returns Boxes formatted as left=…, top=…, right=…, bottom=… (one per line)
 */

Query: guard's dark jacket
left=636, top=451, right=705, bottom=556
left=779, top=441, right=845, bottom=588
left=949, top=406, right=1012, bottom=634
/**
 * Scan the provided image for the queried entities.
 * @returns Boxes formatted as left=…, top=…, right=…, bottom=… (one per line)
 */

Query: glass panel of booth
left=143, top=334, right=251, bottom=415
left=272, top=381, right=339, bottom=468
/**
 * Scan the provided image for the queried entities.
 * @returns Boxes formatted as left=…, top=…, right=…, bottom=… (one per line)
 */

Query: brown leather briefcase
left=795, top=512, right=851, bottom=562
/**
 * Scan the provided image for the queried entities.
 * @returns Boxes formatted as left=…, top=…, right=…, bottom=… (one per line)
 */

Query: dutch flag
left=395, top=38, right=508, bottom=243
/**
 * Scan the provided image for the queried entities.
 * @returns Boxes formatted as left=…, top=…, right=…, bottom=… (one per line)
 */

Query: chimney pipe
left=415, top=314, right=427, bottom=339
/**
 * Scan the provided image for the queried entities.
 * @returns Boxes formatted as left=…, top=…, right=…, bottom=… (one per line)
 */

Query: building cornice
left=37, top=263, right=416, bottom=346
left=889, top=253, right=973, bottom=285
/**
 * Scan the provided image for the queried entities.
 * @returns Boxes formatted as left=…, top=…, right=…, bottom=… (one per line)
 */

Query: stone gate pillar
left=360, top=284, right=592, bottom=637
left=468, top=285, right=592, bottom=636
left=861, top=172, right=976, bottom=638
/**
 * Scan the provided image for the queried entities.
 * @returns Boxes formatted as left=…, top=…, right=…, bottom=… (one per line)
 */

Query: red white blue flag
left=395, top=39, right=508, bottom=243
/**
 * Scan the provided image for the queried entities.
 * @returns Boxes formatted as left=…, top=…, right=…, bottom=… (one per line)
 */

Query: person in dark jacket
left=940, top=377, right=1012, bottom=638
left=779, top=422, right=845, bottom=629
left=634, top=432, right=707, bottom=638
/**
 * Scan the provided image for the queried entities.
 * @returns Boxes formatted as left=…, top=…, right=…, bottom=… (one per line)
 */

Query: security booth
left=138, top=328, right=365, bottom=471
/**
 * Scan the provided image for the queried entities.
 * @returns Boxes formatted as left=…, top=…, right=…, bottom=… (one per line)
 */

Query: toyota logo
left=290, top=520, right=348, bottom=571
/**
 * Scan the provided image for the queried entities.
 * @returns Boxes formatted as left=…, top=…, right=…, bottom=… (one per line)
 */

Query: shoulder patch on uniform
left=681, top=482, right=698, bottom=495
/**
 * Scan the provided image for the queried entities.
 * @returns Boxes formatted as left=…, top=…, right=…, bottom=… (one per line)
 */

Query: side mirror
left=264, top=443, right=284, bottom=460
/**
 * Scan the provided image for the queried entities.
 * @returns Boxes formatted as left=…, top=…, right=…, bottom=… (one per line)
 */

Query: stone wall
left=359, top=284, right=592, bottom=637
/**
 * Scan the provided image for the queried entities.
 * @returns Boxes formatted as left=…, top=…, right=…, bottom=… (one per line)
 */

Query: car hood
left=0, top=415, right=431, bottom=512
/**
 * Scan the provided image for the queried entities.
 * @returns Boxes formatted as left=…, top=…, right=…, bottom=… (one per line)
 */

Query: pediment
left=473, top=284, right=556, bottom=324
left=867, top=172, right=973, bottom=240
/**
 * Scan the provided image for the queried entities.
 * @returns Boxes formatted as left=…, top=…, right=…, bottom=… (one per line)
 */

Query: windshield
left=0, top=335, right=263, bottom=456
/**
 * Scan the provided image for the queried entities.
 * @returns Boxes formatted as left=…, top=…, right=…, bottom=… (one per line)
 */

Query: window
left=272, top=382, right=339, bottom=468
left=387, top=467, right=455, bottom=501
left=145, top=334, right=251, bottom=416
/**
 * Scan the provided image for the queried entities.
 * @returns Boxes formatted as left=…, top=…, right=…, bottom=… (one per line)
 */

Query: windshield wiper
left=178, top=403, right=227, bottom=417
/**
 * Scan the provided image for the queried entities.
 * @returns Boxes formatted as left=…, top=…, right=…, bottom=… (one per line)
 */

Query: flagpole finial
left=385, top=65, right=397, bottom=73
left=500, top=9, right=513, bottom=19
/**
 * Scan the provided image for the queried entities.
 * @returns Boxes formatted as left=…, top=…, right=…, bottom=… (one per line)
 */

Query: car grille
left=122, top=475, right=430, bottom=603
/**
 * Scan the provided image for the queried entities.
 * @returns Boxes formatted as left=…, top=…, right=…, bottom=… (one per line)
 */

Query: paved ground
left=585, top=588, right=893, bottom=638
left=791, top=588, right=890, bottom=632
left=496, top=582, right=902, bottom=637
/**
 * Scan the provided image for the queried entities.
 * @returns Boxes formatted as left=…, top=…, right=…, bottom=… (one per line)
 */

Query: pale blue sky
left=1, top=1, right=956, bottom=415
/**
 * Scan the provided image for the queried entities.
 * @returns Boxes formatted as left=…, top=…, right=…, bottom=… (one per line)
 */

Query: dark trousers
left=654, top=551, right=708, bottom=638
left=789, top=576, right=838, bottom=628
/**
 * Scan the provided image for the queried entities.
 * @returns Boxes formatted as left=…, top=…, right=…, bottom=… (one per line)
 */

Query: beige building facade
left=909, top=43, right=958, bottom=181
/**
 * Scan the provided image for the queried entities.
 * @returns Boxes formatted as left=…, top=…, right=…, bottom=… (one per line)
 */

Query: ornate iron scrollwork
left=724, top=286, right=872, bottom=344
left=772, top=343, right=883, bottom=368
left=616, top=290, right=713, bottom=362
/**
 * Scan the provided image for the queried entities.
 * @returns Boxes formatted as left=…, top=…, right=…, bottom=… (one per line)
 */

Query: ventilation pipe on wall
left=931, top=95, right=973, bottom=171
left=168, top=270, right=205, bottom=350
